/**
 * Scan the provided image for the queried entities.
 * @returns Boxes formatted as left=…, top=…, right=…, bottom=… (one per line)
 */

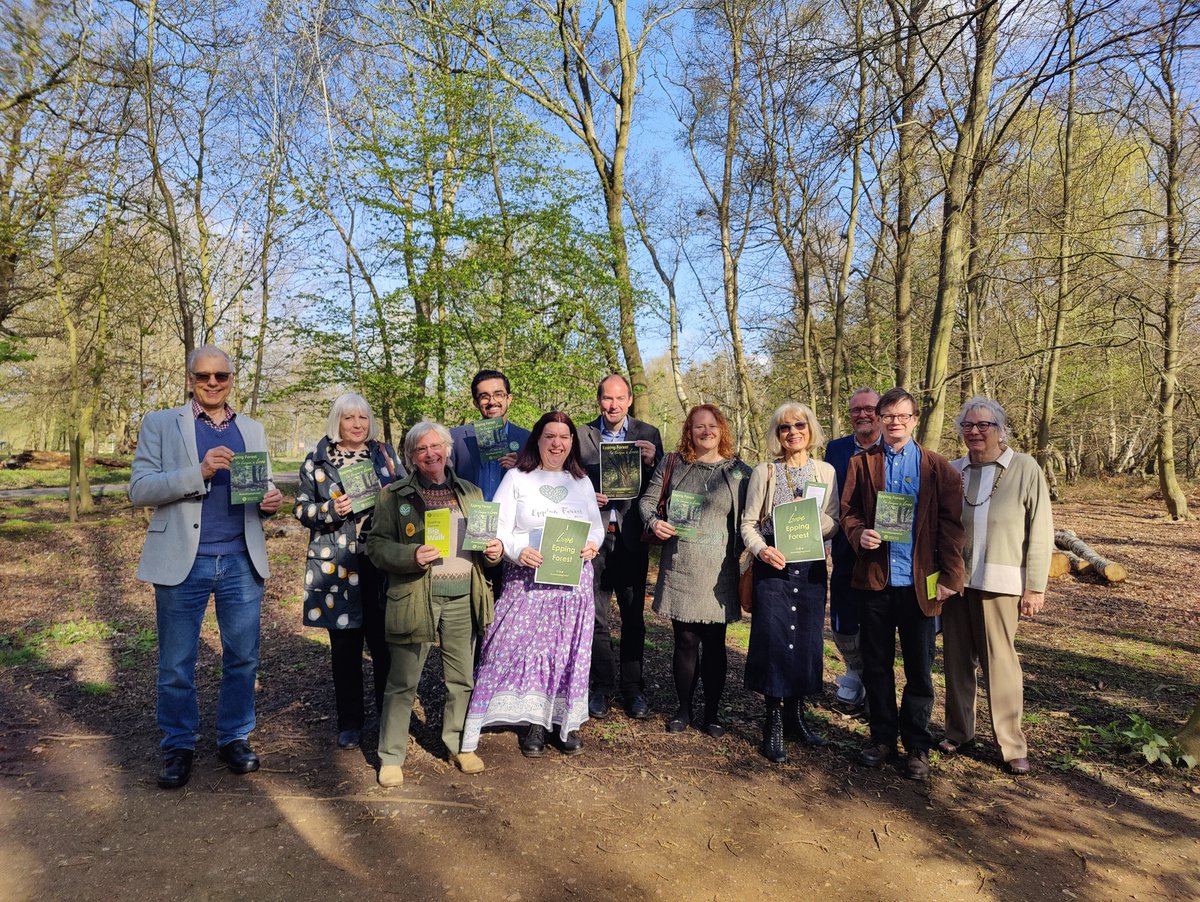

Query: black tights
left=671, top=620, right=728, bottom=721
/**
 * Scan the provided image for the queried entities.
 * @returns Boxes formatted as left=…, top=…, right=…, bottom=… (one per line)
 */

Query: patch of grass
left=0, top=519, right=55, bottom=538
left=81, top=681, right=113, bottom=696
left=727, top=621, right=751, bottom=649
left=597, top=720, right=630, bottom=743
left=0, top=634, right=43, bottom=667
left=0, top=464, right=131, bottom=490
left=35, top=617, right=115, bottom=647
left=124, top=626, right=156, bottom=655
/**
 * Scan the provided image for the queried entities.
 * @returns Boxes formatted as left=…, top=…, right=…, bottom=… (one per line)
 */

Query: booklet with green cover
left=424, top=508, right=452, bottom=558
left=535, top=516, right=590, bottom=587
left=230, top=451, right=269, bottom=504
left=473, top=417, right=515, bottom=462
left=462, top=500, right=501, bottom=551
left=667, top=489, right=704, bottom=540
left=771, top=498, right=825, bottom=562
left=600, top=442, right=641, bottom=500
left=875, top=491, right=914, bottom=543
left=338, top=458, right=382, bottom=513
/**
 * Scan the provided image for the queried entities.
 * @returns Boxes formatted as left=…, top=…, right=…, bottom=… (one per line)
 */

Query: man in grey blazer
left=579, top=374, right=663, bottom=719
left=129, top=345, right=283, bottom=789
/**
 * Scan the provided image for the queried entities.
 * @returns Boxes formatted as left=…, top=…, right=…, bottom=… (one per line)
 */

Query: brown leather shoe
left=937, top=737, right=973, bottom=756
left=1005, top=757, right=1031, bottom=775
left=905, top=750, right=931, bottom=781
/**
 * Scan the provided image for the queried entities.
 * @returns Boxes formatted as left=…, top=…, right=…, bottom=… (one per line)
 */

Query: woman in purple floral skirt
left=460, top=411, right=604, bottom=758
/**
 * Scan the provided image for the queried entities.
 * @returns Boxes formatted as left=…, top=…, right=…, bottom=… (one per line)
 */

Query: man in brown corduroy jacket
left=841, top=388, right=964, bottom=781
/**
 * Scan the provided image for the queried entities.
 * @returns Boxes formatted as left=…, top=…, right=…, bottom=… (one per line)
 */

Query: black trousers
left=327, top=556, right=390, bottom=731
left=860, top=584, right=936, bottom=753
left=589, top=528, right=649, bottom=697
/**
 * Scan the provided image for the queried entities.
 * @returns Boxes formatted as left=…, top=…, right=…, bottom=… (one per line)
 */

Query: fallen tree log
left=1048, top=551, right=1072, bottom=579
left=1054, top=528, right=1126, bottom=583
left=1060, top=548, right=1092, bottom=574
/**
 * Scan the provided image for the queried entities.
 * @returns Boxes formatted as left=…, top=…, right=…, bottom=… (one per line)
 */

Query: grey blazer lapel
left=176, top=405, right=199, bottom=467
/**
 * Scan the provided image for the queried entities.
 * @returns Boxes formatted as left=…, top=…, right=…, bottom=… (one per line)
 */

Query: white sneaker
left=836, top=671, right=866, bottom=706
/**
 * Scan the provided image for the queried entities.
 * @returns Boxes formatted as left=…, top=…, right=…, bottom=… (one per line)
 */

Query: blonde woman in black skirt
left=740, top=402, right=839, bottom=763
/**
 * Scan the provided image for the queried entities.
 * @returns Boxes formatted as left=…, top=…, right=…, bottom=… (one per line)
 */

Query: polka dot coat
left=294, top=436, right=403, bottom=630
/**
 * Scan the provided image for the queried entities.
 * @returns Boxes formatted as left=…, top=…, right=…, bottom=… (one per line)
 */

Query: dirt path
left=1, top=491, right=1197, bottom=900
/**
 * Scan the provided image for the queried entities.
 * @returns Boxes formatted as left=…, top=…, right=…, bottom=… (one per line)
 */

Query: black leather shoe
left=666, top=709, right=689, bottom=733
left=217, top=739, right=260, bottom=774
left=588, top=690, right=609, bottom=719
left=337, top=729, right=361, bottom=750
left=625, top=694, right=651, bottom=720
left=559, top=731, right=584, bottom=756
left=704, top=720, right=726, bottom=739
left=906, top=750, right=931, bottom=781
left=521, top=724, right=547, bottom=758
left=859, top=742, right=897, bottom=768
left=157, top=748, right=194, bottom=789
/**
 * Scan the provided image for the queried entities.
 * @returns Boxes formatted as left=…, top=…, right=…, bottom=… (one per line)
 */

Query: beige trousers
left=942, top=588, right=1028, bottom=761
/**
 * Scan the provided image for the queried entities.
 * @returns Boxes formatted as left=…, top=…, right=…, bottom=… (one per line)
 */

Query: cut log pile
left=3, top=450, right=127, bottom=470
left=1051, top=528, right=1127, bottom=584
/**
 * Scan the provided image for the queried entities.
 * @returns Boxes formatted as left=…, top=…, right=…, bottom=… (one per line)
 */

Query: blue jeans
left=155, top=551, right=264, bottom=751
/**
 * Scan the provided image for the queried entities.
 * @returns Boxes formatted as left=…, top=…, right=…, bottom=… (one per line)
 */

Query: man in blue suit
left=449, top=369, right=531, bottom=502
left=824, top=387, right=881, bottom=710
left=130, top=345, right=283, bottom=789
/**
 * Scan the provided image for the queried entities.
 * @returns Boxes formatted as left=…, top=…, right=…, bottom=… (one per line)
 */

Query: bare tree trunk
left=831, top=0, right=868, bottom=436
left=142, top=0, right=193, bottom=371
left=919, top=0, right=998, bottom=450
left=887, top=0, right=928, bottom=390
left=1035, top=0, right=1077, bottom=500
left=628, top=197, right=689, bottom=414
left=1156, top=37, right=1190, bottom=520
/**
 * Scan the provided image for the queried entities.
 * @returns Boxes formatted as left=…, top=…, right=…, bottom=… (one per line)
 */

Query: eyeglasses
left=777, top=422, right=809, bottom=433
left=880, top=413, right=914, bottom=423
left=192, top=371, right=232, bottom=384
left=849, top=406, right=876, bottom=416
left=475, top=391, right=509, bottom=404
left=961, top=421, right=998, bottom=433
left=414, top=443, right=447, bottom=455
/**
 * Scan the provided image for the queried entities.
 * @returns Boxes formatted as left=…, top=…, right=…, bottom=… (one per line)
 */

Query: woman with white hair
left=741, top=401, right=839, bottom=763
left=941, top=396, right=1053, bottom=775
left=367, top=421, right=502, bottom=786
left=294, top=393, right=404, bottom=751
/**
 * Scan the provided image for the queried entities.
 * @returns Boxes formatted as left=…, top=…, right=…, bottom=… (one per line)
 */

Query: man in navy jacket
left=449, top=369, right=531, bottom=502
left=825, top=387, right=881, bottom=709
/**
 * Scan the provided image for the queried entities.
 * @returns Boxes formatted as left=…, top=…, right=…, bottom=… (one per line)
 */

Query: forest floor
left=1, top=480, right=1198, bottom=901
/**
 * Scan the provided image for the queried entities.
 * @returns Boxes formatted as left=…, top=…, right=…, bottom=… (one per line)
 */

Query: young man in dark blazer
left=449, top=369, right=531, bottom=502
left=578, top=374, right=664, bottom=719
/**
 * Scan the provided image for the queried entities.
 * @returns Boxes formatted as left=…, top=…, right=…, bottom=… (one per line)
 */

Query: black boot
left=782, top=696, right=801, bottom=740
left=786, top=698, right=829, bottom=747
left=760, top=697, right=787, bottom=763
left=521, top=724, right=547, bottom=758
